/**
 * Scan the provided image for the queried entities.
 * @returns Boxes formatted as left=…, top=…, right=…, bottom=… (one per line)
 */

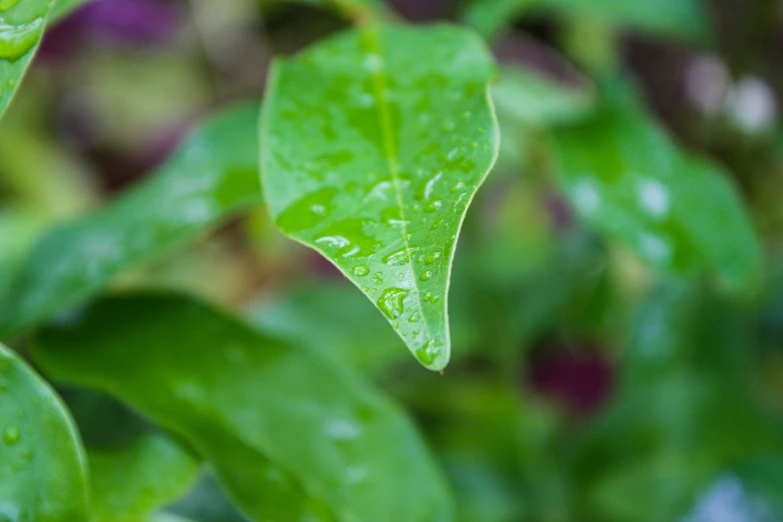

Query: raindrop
left=420, top=271, right=433, bottom=281
left=425, top=200, right=443, bottom=213
left=408, top=310, right=422, bottom=323
left=3, top=425, right=19, bottom=445
left=425, top=251, right=443, bottom=265
left=0, top=18, right=44, bottom=61
left=325, top=419, right=361, bottom=440
left=377, top=287, right=408, bottom=320
left=352, top=265, right=370, bottom=276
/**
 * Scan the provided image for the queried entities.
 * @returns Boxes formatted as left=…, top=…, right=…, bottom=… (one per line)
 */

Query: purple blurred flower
left=529, top=347, right=614, bottom=416
left=40, top=0, right=184, bottom=59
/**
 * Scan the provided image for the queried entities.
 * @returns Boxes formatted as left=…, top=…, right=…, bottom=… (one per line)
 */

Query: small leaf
left=0, top=0, right=52, bottom=119
left=33, top=293, right=454, bottom=522
left=0, top=102, right=262, bottom=338
left=261, top=23, right=499, bottom=370
left=89, top=433, right=200, bottom=522
left=0, top=343, right=89, bottom=521
left=549, top=88, right=760, bottom=292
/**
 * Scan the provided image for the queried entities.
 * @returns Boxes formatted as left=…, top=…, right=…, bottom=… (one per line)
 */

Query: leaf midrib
left=361, top=24, right=436, bottom=352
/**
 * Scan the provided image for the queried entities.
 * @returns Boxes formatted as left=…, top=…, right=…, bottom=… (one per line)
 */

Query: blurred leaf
left=549, top=88, right=760, bottom=292
left=0, top=0, right=52, bottom=120
left=462, top=0, right=710, bottom=42
left=261, top=23, right=499, bottom=370
left=492, top=66, right=595, bottom=129
left=89, top=433, right=200, bottom=522
left=0, top=102, right=262, bottom=339
left=576, top=281, right=783, bottom=521
left=33, top=293, right=454, bottom=522
left=247, top=281, right=406, bottom=373
left=0, top=343, right=89, bottom=521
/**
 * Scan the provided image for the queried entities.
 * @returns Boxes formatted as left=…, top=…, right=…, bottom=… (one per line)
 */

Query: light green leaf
left=33, top=293, right=454, bottom=522
left=0, top=102, right=262, bottom=339
left=0, top=343, right=89, bottom=522
left=492, top=66, right=594, bottom=128
left=261, top=23, right=499, bottom=370
left=549, top=90, right=760, bottom=292
left=0, top=0, right=52, bottom=120
left=89, top=433, right=200, bottom=522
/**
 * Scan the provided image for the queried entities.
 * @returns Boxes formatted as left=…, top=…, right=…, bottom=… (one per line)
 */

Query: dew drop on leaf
left=3, top=425, right=20, bottom=445
left=377, top=288, right=408, bottom=320
left=0, top=18, right=44, bottom=61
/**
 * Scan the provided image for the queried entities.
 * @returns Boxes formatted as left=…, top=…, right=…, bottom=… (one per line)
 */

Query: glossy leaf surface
left=33, top=294, right=454, bottom=522
left=89, top=433, right=200, bottom=522
left=549, top=92, right=760, bottom=291
left=261, top=23, right=499, bottom=370
left=0, top=343, right=89, bottom=522
left=0, top=0, right=52, bottom=120
left=0, top=103, right=262, bottom=338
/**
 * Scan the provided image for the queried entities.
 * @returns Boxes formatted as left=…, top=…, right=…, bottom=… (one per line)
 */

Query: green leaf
left=492, top=66, right=594, bottom=128
left=89, top=433, right=200, bottom=522
left=549, top=88, right=760, bottom=292
left=0, top=343, right=89, bottom=522
left=33, top=293, right=454, bottom=522
left=0, top=0, right=52, bottom=120
left=260, top=23, right=499, bottom=370
left=0, top=102, right=262, bottom=338
left=462, top=0, right=710, bottom=43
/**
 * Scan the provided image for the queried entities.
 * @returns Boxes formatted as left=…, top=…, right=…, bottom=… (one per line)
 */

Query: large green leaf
left=0, top=0, right=52, bottom=120
left=89, top=433, right=200, bottom=522
left=0, top=343, right=89, bottom=522
left=549, top=88, right=760, bottom=292
left=261, top=23, right=499, bottom=370
left=33, top=293, right=454, bottom=522
left=0, top=102, right=261, bottom=338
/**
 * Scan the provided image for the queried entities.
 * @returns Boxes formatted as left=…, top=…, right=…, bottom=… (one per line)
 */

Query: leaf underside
left=261, top=22, right=499, bottom=370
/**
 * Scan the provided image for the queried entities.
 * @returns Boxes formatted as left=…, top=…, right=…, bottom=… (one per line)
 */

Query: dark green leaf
left=462, top=0, right=710, bottom=43
left=0, top=343, right=89, bottom=521
left=0, top=103, right=262, bottom=338
left=33, top=293, right=454, bottom=522
left=261, top=23, right=499, bottom=370
left=89, top=433, right=200, bottom=522
left=0, top=0, right=52, bottom=120
left=549, top=90, right=760, bottom=292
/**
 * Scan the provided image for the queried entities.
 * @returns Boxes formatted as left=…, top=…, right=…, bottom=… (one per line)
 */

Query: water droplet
left=0, top=18, right=44, bottom=61
left=277, top=187, right=337, bottom=233
left=352, top=265, right=370, bottom=276
left=415, top=340, right=438, bottom=366
left=415, top=172, right=443, bottom=202
left=380, top=206, right=409, bottom=227
left=314, top=219, right=381, bottom=258
left=447, top=148, right=459, bottom=161
left=325, top=418, right=361, bottom=440
left=377, top=288, right=408, bottom=320
left=372, top=272, right=383, bottom=285
left=6, top=80, right=13, bottom=88
left=3, top=425, right=19, bottom=445
left=423, top=292, right=432, bottom=302
left=420, top=270, right=433, bottom=281
left=425, top=251, right=443, bottom=265
left=451, top=181, right=466, bottom=194
left=382, top=246, right=418, bottom=266
left=408, top=310, right=422, bottom=323
left=425, top=200, right=443, bottom=213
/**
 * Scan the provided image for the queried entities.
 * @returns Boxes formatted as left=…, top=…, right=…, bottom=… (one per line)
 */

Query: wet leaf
left=261, top=23, right=499, bottom=370
left=33, top=293, right=454, bottom=522
left=89, top=433, right=200, bottom=522
left=549, top=90, right=760, bottom=292
left=0, top=0, right=52, bottom=119
left=0, top=102, right=262, bottom=338
left=0, top=343, right=89, bottom=522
